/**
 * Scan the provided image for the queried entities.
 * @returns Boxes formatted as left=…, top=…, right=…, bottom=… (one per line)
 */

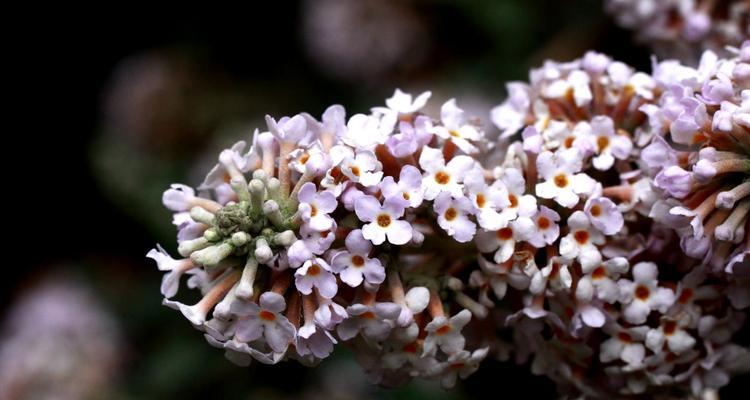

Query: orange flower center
left=434, top=171, right=450, bottom=185
left=436, top=325, right=452, bottom=335
left=663, top=320, right=677, bottom=335
left=476, top=193, right=486, bottom=208
left=591, top=266, right=606, bottom=279
left=259, top=310, right=276, bottom=321
left=496, top=227, right=513, bottom=240
left=564, top=136, right=575, bottom=149
left=377, top=214, right=392, bottom=227
left=574, top=230, right=589, bottom=244
left=444, top=208, right=458, bottom=221
left=597, top=135, right=609, bottom=152
left=349, top=166, right=361, bottom=177
left=351, top=255, right=365, bottom=267
left=618, top=332, right=632, bottom=343
left=554, top=174, right=568, bottom=188
left=308, top=264, right=321, bottom=276
left=310, top=204, right=318, bottom=217
left=635, top=285, right=650, bottom=300
left=361, top=311, right=376, bottom=319
left=508, top=194, right=518, bottom=208
left=590, top=204, right=601, bottom=217
left=537, top=216, right=550, bottom=229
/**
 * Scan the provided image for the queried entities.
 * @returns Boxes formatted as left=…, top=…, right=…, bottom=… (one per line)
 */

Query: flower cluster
left=484, top=45, right=750, bottom=397
left=604, top=0, right=749, bottom=60
left=149, top=45, right=750, bottom=395
left=149, top=89, right=499, bottom=387
left=645, top=42, right=750, bottom=276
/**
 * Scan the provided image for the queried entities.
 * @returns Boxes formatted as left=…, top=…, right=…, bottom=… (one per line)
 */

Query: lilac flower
left=297, top=182, right=337, bottom=231
left=496, top=168, right=537, bottom=225
left=436, top=347, right=489, bottom=389
left=374, top=88, right=432, bottom=132
left=584, top=197, right=624, bottom=235
left=618, top=262, right=676, bottom=324
left=526, top=206, right=561, bottom=248
left=645, top=318, right=696, bottom=355
left=600, top=324, right=649, bottom=368
left=331, top=229, right=385, bottom=287
left=434, top=192, right=477, bottom=243
left=385, top=120, right=420, bottom=157
left=588, top=116, right=633, bottom=170
left=287, top=223, right=337, bottom=268
left=355, top=195, right=413, bottom=245
left=535, top=150, right=595, bottom=208
left=340, top=149, right=384, bottom=187
left=419, top=146, right=476, bottom=200
left=147, top=245, right=195, bottom=298
left=654, top=166, right=693, bottom=198
left=476, top=218, right=533, bottom=263
left=559, top=211, right=605, bottom=273
left=232, top=292, right=297, bottom=353
left=265, top=114, right=308, bottom=144
left=379, top=165, right=424, bottom=208
left=423, top=309, right=471, bottom=356
left=337, top=302, right=402, bottom=341
left=491, top=82, right=531, bottom=139
left=314, top=298, right=348, bottom=330
left=295, top=258, right=338, bottom=299
left=464, top=168, right=508, bottom=231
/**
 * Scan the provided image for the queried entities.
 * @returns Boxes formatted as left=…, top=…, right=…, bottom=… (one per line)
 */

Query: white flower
left=432, top=99, right=481, bottom=154
left=265, top=113, right=308, bottom=144
left=584, top=196, right=624, bottom=235
left=419, top=146, right=476, bottom=201
left=559, top=211, right=605, bottom=273
left=340, top=149, right=384, bottom=187
left=436, top=347, right=489, bottom=389
left=344, top=113, right=389, bottom=150
left=331, top=229, right=385, bottom=287
left=295, top=258, right=338, bottom=299
left=586, top=257, right=630, bottom=303
left=434, top=192, right=477, bottom=243
left=297, top=183, right=337, bottom=231
left=535, top=150, right=595, bottom=208
left=618, top=262, right=676, bottom=324
left=496, top=168, right=537, bottom=225
left=645, top=318, right=696, bottom=355
left=464, top=168, right=508, bottom=231
left=476, top=217, right=534, bottom=263
left=423, top=309, right=472, bottom=356
left=526, top=206, right=561, bottom=248
left=588, top=116, right=633, bottom=170
left=600, top=324, right=649, bottom=368
left=297, top=322, right=337, bottom=360
left=232, top=292, right=297, bottom=353
left=379, top=165, right=424, bottom=208
left=374, top=88, right=432, bottom=133
left=355, top=195, right=413, bottom=245
left=337, top=302, right=402, bottom=341
left=544, top=69, right=592, bottom=107
left=147, top=245, right=195, bottom=298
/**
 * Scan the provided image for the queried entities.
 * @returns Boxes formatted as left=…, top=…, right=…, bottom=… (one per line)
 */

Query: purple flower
left=419, top=146, right=476, bottom=200
left=297, top=183, right=337, bottom=231
left=331, top=229, right=385, bottom=287
left=433, top=192, right=476, bottom=243
left=232, top=292, right=297, bottom=353
left=355, top=195, right=413, bottom=245
left=379, top=165, right=424, bottom=208
left=585, top=197, right=624, bottom=235
left=336, top=302, right=402, bottom=341
left=295, top=258, right=338, bottom=299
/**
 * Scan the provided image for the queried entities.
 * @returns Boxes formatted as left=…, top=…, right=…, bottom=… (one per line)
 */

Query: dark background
left=7, top=1, right=747, bottom=399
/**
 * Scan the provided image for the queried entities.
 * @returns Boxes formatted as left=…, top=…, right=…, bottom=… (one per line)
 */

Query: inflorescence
left=149, top=41, right=750, bottom=396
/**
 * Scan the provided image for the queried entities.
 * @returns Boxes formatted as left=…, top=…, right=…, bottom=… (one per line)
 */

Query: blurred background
left=7, top=1, right=747, bottom=399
